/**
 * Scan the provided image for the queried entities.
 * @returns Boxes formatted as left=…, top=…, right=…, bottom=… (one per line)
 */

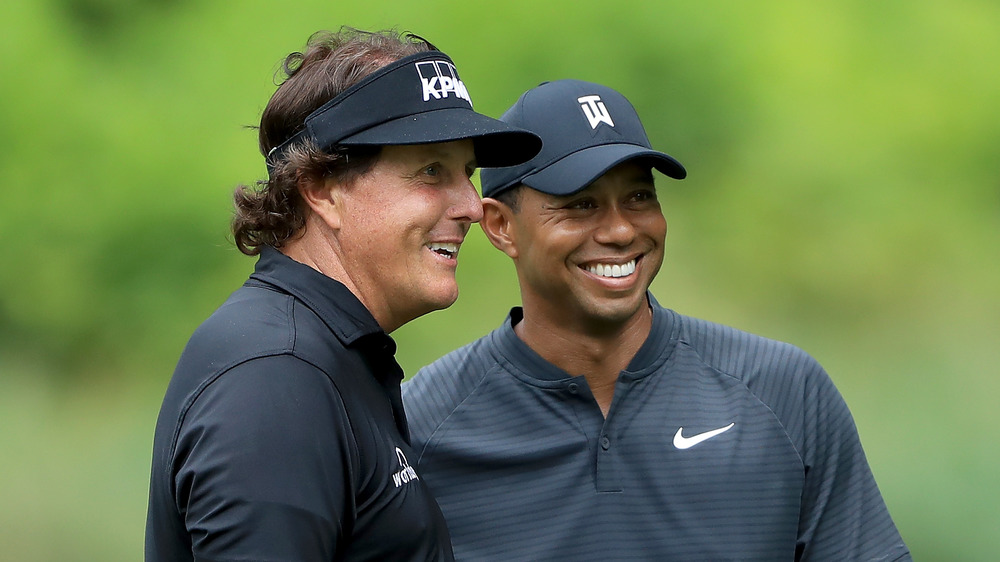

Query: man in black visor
left=145, top=28, right=540, bottom=561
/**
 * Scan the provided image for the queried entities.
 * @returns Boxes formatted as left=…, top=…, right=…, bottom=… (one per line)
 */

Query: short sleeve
left=796, top=364, right=910, bottom=561
left=171, top=354, right=357, bottom=561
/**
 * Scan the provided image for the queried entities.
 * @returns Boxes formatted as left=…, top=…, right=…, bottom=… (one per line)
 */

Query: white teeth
left=587, top=259, right=636, bottom=278
left=428, top=243, right=459, bottom=257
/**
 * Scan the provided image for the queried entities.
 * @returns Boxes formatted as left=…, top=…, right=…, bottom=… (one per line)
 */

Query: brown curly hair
left=232, top=28, right=435, bottom=255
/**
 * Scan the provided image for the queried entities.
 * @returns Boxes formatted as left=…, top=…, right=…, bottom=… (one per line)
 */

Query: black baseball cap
left=481, top=79, right=686, bottom=198
left=267, top=51, right=542, bottom=173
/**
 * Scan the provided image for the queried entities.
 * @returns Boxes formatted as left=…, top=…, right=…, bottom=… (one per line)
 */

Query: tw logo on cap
left=416, top=60, right=472, bottom=105
left=578, top=95, right=614, bottom=129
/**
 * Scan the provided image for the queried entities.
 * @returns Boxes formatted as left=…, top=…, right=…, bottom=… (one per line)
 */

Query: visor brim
left=340, top=107, right=542, bottom=168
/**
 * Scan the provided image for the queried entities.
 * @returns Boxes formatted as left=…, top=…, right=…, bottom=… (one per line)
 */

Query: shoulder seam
left=674, top=336, right=806, bottom=469
left=168, top=350, right=297, bottom=470
left=413, top=360, right=501, bottom=466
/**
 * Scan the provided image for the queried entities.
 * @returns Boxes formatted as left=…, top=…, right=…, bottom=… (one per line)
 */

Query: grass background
left=1, top=0, right=998, bottom=559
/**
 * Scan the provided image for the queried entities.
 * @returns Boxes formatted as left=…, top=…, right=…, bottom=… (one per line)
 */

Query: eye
left=628, top=187, right=659, bottom=204
left=423, top=164, right=439, bottom=177
left=564, top=198, right=597, bottom=210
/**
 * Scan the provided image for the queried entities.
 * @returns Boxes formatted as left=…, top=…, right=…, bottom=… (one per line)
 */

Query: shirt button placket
left=595, top=432, right=620, bottom=492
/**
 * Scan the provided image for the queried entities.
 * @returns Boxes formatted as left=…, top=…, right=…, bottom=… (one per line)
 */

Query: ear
left=480, top=198, right=519, bottom=259
left=297, top=174, right=343, bottom=231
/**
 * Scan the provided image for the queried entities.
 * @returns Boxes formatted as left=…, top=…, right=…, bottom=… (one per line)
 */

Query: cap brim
left=339, top=107, right=542, bottom=168
left=520, top=143, right=686, bottom=196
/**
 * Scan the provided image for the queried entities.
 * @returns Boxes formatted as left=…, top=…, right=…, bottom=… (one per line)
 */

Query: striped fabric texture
left=402, top=301, right=910, bottom=561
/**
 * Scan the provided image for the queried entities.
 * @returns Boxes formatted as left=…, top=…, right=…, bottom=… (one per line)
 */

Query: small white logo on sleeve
left=578, top=95, right=614, bottom=129
left=673, top=422, right=735, bottom=450
left=415, top=60, right=472, bottom=105
left=392, top=447, right=419, bottom=487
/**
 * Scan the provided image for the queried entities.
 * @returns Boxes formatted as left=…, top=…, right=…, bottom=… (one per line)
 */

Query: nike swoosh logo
left=673, top=422, right=735, bottom=450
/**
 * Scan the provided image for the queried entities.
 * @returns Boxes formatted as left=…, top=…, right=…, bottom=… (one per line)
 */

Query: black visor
left=267, top=51, right=541, bottom=172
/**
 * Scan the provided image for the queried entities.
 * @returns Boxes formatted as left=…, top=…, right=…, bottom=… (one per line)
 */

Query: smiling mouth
left=428, top=242, right=459, bottom=259
left=585, top=258, right=637, bottom=278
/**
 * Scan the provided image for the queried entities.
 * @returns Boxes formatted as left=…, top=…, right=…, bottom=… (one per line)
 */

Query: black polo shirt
left=146, top=247, right=453, bottom=561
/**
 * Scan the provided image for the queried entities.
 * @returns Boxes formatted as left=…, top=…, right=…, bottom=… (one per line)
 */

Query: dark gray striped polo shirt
left=402, top=300, right=909, bottom=561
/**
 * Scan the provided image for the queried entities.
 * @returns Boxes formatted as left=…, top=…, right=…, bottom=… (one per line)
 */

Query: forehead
left=376, top=140, right=476, bottom=166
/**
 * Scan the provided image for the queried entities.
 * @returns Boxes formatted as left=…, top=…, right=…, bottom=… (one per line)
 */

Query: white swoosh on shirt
left=673, top=423, right=735, bottom=450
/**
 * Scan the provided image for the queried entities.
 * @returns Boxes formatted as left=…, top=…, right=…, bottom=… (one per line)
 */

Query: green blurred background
left=1, top=0, right=997, bottom=559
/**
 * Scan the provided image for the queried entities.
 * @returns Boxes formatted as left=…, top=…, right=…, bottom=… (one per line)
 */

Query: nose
left=450, top=176, right=484, bottom=224
left=594, top=204, right=636, bottom=246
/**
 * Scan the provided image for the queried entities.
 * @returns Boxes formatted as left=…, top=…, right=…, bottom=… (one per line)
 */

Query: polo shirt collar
left=492, top=293, right=679, bottom=382
left=624, top=293, right=680, bottom=377
left=249, top=246, right=389, bottom=348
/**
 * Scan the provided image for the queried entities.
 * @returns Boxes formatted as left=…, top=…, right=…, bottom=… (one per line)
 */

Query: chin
left=588, top=294, right=648, bottom=323
left=419, top=283, right=460, bottom=313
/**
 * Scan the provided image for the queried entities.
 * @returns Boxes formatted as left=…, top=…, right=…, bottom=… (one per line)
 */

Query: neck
left=281, top=223, right=401, bottom=333
left=514, top=300, right=653, bottom=416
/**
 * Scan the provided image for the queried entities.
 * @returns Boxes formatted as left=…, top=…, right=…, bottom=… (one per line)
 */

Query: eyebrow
left=415, top=145, right=449, bottom=158
left=633, top=168, right=656, bottom=183
left=556, top=170, right=656, bottom=200
left=410, top=144, right=477, bottom=167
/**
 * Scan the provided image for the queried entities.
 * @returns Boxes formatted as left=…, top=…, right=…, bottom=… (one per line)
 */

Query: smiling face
left=331, top=140, right=482, bottom=332
left=484, top=161, right=666, bottom=331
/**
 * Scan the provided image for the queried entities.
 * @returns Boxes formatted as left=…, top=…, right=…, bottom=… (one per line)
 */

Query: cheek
left=394, top=191, right=449, bottom=226
left=357, top=193, right=422, bottom=229
left=523, top=228, right=573, bottom=261
left=643, top=213, right=668, bottom=241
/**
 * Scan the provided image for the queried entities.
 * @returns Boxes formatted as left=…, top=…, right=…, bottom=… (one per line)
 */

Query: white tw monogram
left=578, top=95, right=614, bottom=129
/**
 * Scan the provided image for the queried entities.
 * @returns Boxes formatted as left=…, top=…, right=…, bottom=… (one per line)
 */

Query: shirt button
left=600, top=436, right=610, bottom=450
left=567, top=382, right=579, bottom=394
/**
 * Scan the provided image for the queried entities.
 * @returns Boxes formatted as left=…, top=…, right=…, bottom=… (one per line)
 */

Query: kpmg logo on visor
left=416, top=60, right=472, bottom=105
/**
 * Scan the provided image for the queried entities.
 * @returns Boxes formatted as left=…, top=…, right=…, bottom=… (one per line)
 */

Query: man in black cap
left=145, top=28, right=540, bottom=561
left=402, top=79, right=910, bottom=560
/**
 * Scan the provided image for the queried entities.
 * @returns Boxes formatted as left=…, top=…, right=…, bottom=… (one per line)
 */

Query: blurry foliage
left=4, top=0, right=995, bottom=382
left=1, top=0, right=999, bottom=559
